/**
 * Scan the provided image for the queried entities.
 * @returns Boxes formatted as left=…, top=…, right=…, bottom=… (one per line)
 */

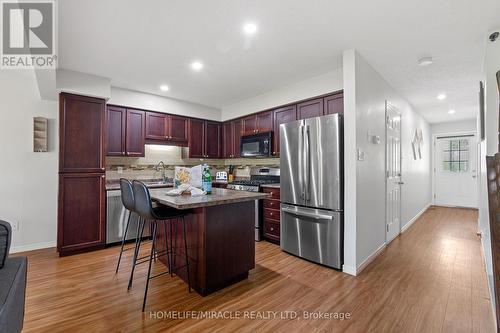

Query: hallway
left=19, top=207, right=495, bottom=332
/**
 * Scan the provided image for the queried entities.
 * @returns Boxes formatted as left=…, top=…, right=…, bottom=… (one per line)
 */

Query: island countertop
left=149, top=187, right=270, bottom=210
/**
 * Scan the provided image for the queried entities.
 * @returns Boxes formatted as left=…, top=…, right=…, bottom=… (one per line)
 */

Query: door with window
left=386, top=102, right=402, bottom=243
left=434, top=135, right=478, bottom=208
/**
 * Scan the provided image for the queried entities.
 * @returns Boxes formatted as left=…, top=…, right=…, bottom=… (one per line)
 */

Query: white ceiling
left=58, top=0, right=500, bottom=123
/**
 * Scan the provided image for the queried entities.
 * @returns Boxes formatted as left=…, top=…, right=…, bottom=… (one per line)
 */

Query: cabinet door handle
left=270, top=227, right=274, bottom=231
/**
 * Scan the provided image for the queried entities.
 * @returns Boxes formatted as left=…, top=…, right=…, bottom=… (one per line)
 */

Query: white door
left=386, top=102, right=402, bottom=243
left=434, top=135, right=478, bottom=208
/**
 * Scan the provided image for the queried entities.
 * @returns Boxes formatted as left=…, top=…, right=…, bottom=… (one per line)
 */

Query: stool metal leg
left=115, top=211, right=132, bottom=274
left=169, top=219, right=174, bottom=277
left=182, top=217, right=191, bottom=293
left=128, top=217, right=146, bottom=291
left=163, top=220, right=171, bottom=274
left=142, top=220, right=157, bottom=312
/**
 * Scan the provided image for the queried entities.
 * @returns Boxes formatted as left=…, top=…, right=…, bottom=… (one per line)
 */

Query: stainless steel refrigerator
left=280, top=114, right=343, bottom=269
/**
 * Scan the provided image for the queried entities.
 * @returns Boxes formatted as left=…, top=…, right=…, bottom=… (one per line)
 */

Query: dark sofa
left=0, top=220, right=27, bottom=333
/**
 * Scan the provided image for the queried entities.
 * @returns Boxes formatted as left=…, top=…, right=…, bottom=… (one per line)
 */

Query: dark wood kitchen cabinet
left=145, top=111, right=188, bottom=145
left=223, top=119, right=242, bottom=158
left=169, top=115, right=189, bottom=143
left=262, top=187, right=281, bottom=244
left=125, top=109, right=145, bottom=157
left=60, top=93, right=105, bottom=173
left=272, top=105, right=297, bottom=157
left=205, top=121, right=221, bottom=158
left=58, top=173, right=106, bottom=256
left=145, top=111, right=167, bottom=140
left=106, top=106, right=126, bottom=156
left=59, top=93, right=106, bottom=257
left=188, top=119, right=221, bottom=158
left=324, top=92, right=344, bottom=115
left=297, top=98, right=324, bottom=120
left=242, top=111, right=273, bottom=135
left=106, top=106, right=145, bottom=157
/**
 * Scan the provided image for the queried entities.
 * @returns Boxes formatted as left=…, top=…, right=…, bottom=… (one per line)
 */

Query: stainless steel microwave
left=240, top=132, right=272, bottom=157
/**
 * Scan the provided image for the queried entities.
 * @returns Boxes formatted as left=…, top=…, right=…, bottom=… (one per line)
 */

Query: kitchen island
left=149, top=188, right=269, bottom=296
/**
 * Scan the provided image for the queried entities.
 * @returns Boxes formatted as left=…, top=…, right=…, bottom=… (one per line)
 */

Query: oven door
left=240, top=132, right=271, bottom=157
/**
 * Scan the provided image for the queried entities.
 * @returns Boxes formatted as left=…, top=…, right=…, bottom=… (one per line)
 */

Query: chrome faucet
left=155, top=161, right=167, bottom=183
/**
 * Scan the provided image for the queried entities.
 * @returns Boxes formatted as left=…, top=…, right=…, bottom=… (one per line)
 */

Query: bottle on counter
left=202, top=164, right=212, bottom=194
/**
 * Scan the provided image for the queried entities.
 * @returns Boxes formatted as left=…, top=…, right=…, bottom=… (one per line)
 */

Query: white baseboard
left=10, top=241, right=56, bottom=254
left=401, top=203, right=431, bottom=233
left=342, top=264, right=357, bottom=276
left=355, top=242, right=387, bottom=275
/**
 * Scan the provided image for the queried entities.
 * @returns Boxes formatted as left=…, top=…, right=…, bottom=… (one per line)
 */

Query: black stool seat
left=152, top=205, right=189, bottom=220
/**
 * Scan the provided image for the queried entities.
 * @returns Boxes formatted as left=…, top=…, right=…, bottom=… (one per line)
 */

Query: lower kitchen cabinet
left=262, top=187, right=281, bottom=244
left=57, top=173, right=106, bottom=256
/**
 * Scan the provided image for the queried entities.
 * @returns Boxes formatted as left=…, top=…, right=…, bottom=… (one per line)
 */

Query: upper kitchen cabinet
left=297, top=98, right=324, bottom=120
left=188, top=118, right=205, bottom=158
left=106, top=106, right=145, bottom=157
left=145, top=112, right=167, bottom=140
left=222, top=119, right=242, bottom=158
left=168, top=115, right=189, bottom=143
left=145, top=111, right=188, bottom=145
left=242, top=111, right=273, bottom=135
left=60, top=93, right=105, bottom=173
left=125, top=109, right=145, bottom=157
left=188, top=119, right=221, bottom=159
left=106, top=106, right=126, bottom=156
left=273, top=105, right=297, bottom=156
left=205, top=121, right=221, bottom=158
left=324, top=92, right=344, bottom=115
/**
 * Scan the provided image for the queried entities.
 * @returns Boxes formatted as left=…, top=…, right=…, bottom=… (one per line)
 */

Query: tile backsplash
left=106, top=144, right=279, bottom=180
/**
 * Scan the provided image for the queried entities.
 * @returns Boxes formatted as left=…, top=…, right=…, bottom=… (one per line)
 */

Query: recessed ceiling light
left=160, top=85, right=169, bottom=92
left=243, top=22, right=258, bottom=35
left=448, top=109, right=456, bottom=114
left=417, top=56, right=433, bottom=66
left=191, top=61, right=204, bottom=71
left=437, top=93, right=447, bottom=100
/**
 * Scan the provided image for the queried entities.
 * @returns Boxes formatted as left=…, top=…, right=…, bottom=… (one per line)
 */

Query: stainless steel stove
left=227, top=167, right=280, bottom=240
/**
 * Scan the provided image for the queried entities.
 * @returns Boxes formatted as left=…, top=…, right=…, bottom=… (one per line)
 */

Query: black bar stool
left=132, top=180, right=192, bottom=312
left=115, top=178, right=140, bottom=274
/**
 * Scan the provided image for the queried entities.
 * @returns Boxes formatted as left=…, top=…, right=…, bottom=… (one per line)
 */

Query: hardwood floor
left=17, top=207, right=495, bottom=332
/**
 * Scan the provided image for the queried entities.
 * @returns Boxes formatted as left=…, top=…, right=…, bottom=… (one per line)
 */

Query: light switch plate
left=11, top=220, right=19, bottom=231
left=357, top=148, right=365, bottom=161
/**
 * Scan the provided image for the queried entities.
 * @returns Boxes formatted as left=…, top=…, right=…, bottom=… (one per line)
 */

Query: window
left=442, top=139, right=469, bottom=172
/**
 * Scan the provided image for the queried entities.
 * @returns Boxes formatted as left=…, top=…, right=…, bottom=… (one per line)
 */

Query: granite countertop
left=261, top=183, right=280, bottom=189
left=149, top=187, right=270, bottom=210
left=106, top=179, right=173, bottom=191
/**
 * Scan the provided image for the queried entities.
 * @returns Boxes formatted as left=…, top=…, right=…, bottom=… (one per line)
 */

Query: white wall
left=109, top=87, right=221, bottom=121
left=0, top=70, right=59, bottom=252
left=431, top=119, right=477, bottom=135
left=221, top=69, right=343, bottom=121
left=484, top=33, right=500, bottom=155
left=56, top=69, right=111, bottom=99
left=479, top=29, right=500, bottom=316
left=343, top=50, right=432, bottom=274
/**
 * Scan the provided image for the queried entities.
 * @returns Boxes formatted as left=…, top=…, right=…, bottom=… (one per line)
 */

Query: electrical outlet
left=11, top=220, right=19, bottom=231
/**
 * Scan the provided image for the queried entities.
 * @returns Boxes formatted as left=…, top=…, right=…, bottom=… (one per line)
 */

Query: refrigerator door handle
left=281, top=206, right=333, bottom=220
left=299, top=124, right=305, bottom=201
left=304, top=125, right=310, bottom=202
